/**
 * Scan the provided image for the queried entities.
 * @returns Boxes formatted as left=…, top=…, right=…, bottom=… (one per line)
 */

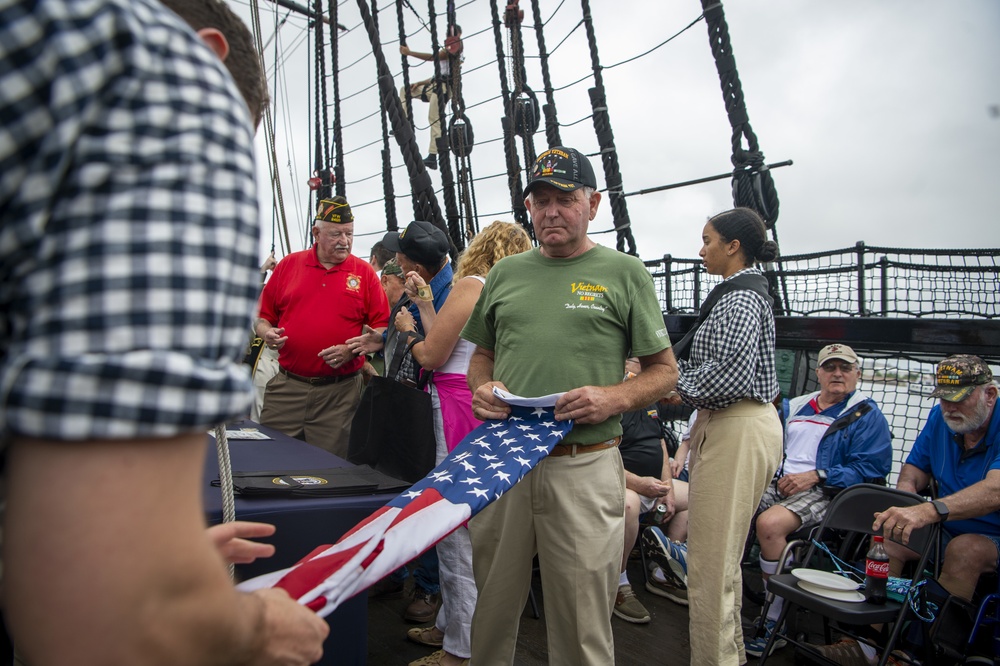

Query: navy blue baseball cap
left=382, top=220, right=450, bottom=267
left=523, top=146, right=597, bottom=196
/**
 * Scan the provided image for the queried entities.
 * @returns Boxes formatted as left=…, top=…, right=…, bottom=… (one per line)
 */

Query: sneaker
left=665, top=538, right=688, bottom=584
left=407, top=625, right=444, bottom=647
left=743, top=618, right=787, bottom=658
left=644, top=567, right=689, bottom=606
left=368, top=574, right=405, bottom=599
left=641, top=526, right=688, bottom=586
left=423, top=154, right=438, bottom=170
left=805, top=638, right=874, bottom=666
left=404, top=589, right=441, bottom=623
left=613, top=584, right=651, bottom=624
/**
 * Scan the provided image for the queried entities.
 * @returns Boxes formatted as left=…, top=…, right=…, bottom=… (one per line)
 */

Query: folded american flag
left=236, top=405, right=573, bottom=616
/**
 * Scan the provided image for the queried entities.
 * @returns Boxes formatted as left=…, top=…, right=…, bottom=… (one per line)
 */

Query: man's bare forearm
left=603, top=348, right=678, bottom=416
left=895, top=463, right=929, bottom=495
left=466, top=347, right=495, bottom=393
left=254, top=317, right=274, bottom=338
left=4, top=434, right=325, bottom=665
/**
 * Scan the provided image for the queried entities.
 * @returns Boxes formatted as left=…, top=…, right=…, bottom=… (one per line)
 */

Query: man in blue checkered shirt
left=0, top=1, right=328, bottom=663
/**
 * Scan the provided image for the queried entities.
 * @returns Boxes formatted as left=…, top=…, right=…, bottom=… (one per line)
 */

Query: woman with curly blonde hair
left=394, top=220, right=531, bottom=666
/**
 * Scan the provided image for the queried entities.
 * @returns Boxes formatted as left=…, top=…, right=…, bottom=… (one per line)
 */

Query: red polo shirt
left=258, top=247, right=389, bottom=377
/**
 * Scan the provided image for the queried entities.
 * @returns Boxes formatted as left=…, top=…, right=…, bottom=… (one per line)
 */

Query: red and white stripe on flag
left=237, top=405, right=573, bottom=616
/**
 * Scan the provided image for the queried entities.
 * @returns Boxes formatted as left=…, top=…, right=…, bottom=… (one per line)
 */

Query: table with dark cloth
left=204, top=420, right=402, bottom=666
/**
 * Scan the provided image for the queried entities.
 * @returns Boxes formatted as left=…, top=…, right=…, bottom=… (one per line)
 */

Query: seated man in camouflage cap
left=813, top=354, right=1000, bottom=664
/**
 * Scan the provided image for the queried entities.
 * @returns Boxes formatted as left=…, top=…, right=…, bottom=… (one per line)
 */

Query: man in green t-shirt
left=460, top=147, right=677, bottom=666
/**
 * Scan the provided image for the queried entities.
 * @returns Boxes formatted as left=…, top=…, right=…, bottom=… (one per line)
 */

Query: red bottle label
left=866, top=560, right=889, bottom=578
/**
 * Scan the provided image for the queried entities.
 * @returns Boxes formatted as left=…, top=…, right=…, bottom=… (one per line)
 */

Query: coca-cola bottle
left=865, top=535, right=889, bottom=605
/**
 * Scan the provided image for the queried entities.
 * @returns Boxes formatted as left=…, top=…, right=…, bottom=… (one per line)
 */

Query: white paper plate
left=791, top=568, right=860, bottom=591
left=797, top=579, right=866, bottom=603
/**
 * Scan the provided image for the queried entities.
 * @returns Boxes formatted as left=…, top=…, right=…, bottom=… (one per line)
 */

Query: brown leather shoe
left=404, top=589, right=441, bottom=623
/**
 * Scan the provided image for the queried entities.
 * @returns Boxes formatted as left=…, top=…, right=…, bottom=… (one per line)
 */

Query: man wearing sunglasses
left=744, top=343, right=893, bottom=658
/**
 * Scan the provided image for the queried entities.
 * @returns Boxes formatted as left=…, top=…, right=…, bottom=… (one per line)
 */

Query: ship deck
left=366, top=553, right=807, bottom=665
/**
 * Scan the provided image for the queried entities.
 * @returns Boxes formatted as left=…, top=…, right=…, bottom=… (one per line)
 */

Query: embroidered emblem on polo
left=346, top=274, right=361, bottom=291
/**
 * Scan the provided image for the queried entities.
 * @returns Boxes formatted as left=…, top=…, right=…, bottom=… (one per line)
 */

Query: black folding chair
left=758, top=484, right=940, bottom=666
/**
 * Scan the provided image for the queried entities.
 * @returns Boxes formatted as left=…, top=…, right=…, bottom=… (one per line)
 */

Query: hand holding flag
left=237, top=404, right=573, bottom=616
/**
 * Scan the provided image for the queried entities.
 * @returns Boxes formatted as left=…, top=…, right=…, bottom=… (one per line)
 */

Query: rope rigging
left=249, top=0, right=292, bottom=257
left=328, top=0, right=346, bottom=197
left=395, top=0, right=415, bottom=138
left=528, top=0, right=561, bottom=148
left=311, top=0, right=334, bottom=210
left=700, top=0, right=784, bottom=313
left=488, top=0, right=529, bottom=236
left=252, top=0, right=792, bottom=267
left=579, top=0, right=636, bottom=255
left=700, top=0, right=780, bottom=230
left=354, top=0, right=453, bottom=256
left=505, top=0, right=540, bottom=174
left=372, top=0, right=399, bottom=232
left=444, top=0, right=480, bottom=241
left=423, top=0, right=464, bottom=252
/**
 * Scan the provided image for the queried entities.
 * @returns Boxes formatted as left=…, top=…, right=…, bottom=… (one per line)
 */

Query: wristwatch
left=931, top=499, right=950, bottom=522
left=816, top=469, right=828, bottom=486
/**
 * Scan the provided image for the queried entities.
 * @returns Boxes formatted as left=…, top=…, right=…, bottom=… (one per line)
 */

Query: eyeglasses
left=819, top=361, right=857, bottom=373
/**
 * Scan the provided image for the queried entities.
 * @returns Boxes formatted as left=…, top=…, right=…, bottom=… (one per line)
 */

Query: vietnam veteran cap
left=523, top=146, right=597, bottom=196
left=930, top=354, right=993, bottom=402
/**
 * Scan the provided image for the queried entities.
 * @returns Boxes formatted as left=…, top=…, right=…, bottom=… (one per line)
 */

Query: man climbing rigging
left=399, top=24, right=462, bottom=171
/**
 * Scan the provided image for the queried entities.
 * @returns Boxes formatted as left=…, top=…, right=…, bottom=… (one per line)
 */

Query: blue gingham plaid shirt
left=677, top=268, right=779, bottom=411
left=0, top=0, right=260, bottom=442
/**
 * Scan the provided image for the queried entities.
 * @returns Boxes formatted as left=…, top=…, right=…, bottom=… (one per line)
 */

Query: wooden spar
left=264, top=0, right=347, bottom=30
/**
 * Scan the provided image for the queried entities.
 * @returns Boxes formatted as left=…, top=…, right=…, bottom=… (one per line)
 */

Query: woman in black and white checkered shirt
left=671, top=207, right=784, bottom=665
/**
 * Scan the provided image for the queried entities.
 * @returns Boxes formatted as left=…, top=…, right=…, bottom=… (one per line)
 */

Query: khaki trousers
left=686, top=400, right=782, bottom=666
left=258, top=371, right=363, bottom=459
left=469, top=447, right=625, bottom=666
left=399, top=80, right=447, bottom=155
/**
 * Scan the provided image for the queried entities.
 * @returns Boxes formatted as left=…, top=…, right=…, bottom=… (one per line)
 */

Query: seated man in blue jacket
left=745, top=343, right=893, bottom=657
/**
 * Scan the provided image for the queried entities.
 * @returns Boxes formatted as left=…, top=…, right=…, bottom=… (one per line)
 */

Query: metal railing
left=646, top=243, right=1000, bottom=319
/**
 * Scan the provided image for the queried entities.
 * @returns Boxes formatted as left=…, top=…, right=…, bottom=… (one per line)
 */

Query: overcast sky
left=232, top=0, right=1000, bottom=263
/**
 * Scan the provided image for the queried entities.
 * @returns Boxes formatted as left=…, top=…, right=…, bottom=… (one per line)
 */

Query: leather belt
left=548, top=436, right=622, bottom=458
left=278, top=367, right=360, bottom=386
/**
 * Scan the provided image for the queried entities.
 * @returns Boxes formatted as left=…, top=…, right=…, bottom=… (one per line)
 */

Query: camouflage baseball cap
left=930, top=354, right=993, bottom=402
left=381, top=258, right=403, bottom=278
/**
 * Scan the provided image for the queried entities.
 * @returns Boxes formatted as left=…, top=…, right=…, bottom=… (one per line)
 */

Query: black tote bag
left=347, top=334, right=436, bottom=483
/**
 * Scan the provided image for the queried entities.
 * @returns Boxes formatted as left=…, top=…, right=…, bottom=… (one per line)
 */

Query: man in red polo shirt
left=255, top=196, right=390, bottom=457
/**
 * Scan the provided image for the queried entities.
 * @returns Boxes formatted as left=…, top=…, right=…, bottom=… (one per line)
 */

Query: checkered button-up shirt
left=0, top=0, right=260, bottom=442
left=677, top=268, right=779, bottom=411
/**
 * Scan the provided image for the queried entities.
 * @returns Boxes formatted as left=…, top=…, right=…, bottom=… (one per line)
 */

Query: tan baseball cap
left=817, top=344, right=859, bottom=366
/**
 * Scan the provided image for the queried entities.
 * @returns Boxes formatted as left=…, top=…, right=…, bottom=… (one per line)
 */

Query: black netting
left=647, top=246, right=1000, bottom=485
left=648, top=246, right=1000, bottom=318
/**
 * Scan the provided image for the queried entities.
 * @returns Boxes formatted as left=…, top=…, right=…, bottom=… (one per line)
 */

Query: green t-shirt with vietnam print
left=460, top=244, right=670, bottom=444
